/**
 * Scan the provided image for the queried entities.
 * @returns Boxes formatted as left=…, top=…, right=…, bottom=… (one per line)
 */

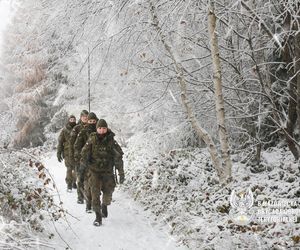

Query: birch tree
left=208, top=1, right=232, bottom=179
left=147, top=0, right=234, bottom=181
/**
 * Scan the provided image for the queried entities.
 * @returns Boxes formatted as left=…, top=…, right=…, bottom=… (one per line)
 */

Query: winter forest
left=0, top=0, right=299, bottom=249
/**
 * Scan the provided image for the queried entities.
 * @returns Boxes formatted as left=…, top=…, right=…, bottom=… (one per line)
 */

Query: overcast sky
left=0, top=0, right=13, bottom=54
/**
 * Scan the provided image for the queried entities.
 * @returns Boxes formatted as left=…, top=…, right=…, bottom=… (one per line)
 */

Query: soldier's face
left=81, top=115, right=88, bottom=123
left=69, top=117, right=76, bottom=123
left=88, top=119, right=97, bottom=124
left=97, top=127, right=108, bottom=135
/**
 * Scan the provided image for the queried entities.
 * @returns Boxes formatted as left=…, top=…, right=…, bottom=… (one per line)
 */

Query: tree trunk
left=148, top=0, right=225, bottom=180
left=208, top=1, right=232, bottom=180
left=255, top=143, right=262, bottom=164
left=282, top=8, right=300, bottom=160
left=286, top=79, right=299, bottom=160
left=295, top=19, right=300, bottom=139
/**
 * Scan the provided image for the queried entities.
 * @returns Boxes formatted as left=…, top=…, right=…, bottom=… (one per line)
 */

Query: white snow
left=273, top=33, right=282, bottom=49
left=0, top=0, right=13, bottom=54
left=53, top=85, right=67, bottom=106
left=43, top=153, right=186, bottom=250
left=169, top=89, right=178, bottom=104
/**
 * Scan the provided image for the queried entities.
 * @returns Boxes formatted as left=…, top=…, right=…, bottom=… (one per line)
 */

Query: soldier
left=81, top=119, right=124, bottom=226
left=69, top=109, right=89, bottom=203
left=74, top=112, right=98, bottom=212
left=57, top=115, right=77, bottom=191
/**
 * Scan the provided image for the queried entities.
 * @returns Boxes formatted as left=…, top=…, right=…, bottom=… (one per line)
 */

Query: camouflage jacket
left=69, top=121, right=87, bottom=163
left=74, top=125, right=96, bottom=162
left=57, top=123, right=74, bottom=160
left=81, top=130, right=124, bottom=176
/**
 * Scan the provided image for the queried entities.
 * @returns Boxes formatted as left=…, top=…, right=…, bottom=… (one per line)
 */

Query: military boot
left=67, top=183, right=72, bottom=193
left=86, top=203, right=92, bottom=213
left=77, top=196, right=84, bottom=204
left=93, top=212, right=102, bottom=226
left=102, top=205, right=108, bottom=218
left=72, top=182, right=77, bottom=189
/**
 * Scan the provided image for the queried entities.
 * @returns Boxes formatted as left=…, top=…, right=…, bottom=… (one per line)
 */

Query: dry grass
left=12, top=119, right=38, bottom=148
left=12, top=59, right=49, bottom=147
left=15, top=64, right=46, bottom=93
left=20, top=85, right=50, bottom=104
left=12, top=85, right=49, bottom=148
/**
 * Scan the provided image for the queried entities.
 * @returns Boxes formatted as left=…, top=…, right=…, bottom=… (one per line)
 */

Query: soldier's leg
left=101, top=175, right=115, bottom=218
left=90, top=173, right=102, bottom=226
left=84, top=170, right=92, bottom=212
left=102, top=175, right=116, bottom=206
left=90, top=173, right=102, bottom=213
left=65, top=161, right=73, bottom=190
left=76, top=163, right=84, bottom=203
left=72, top=165, right=77, bottom=188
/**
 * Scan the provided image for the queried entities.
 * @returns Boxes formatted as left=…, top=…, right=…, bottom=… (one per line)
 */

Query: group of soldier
left=57, top=110, right=125, bottom=226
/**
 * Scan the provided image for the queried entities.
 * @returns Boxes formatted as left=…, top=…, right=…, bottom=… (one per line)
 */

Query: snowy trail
left=43, top=153, right=186, bottom=250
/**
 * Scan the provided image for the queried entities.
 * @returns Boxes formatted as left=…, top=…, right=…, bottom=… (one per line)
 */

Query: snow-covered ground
left=43, top=153, right=186, bottom=250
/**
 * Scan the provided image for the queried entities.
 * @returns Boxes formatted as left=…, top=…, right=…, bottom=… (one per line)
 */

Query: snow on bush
left=123, top=146, right=300, bottom=249
left=0, top=148, right=65, bottom=249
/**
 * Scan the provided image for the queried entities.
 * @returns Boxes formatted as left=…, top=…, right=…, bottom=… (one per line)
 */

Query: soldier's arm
left=57, top=129, right=65, bottom=156
left=112, top=140, right=124, bottom=176
left=69, top=128, right=77, bottom=160
left=81, top=137, right=93, bottom=167
left=74, top=131, right=85, bottom=162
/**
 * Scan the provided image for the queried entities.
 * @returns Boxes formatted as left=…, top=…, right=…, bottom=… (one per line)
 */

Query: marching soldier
left=69, top=110, right=89, bottom=203
left=57, top=115, right=77, bottom=191
left=81, top=119, right=124, bottom=226
left=74, top=112, right=98, bottom=212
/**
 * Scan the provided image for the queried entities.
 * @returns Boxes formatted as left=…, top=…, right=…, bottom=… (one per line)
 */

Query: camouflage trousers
left=89, top=173, right=116, bottom=213
left=84, top=170, right=92, bottom=206
left=76, top=164, right=92, bottom=203
left=65, top=160, right=76, bottom=186
left=76, top=163, right=84, bottom=200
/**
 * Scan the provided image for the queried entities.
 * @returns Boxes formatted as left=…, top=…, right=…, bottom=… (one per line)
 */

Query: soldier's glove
left=57, top=153, right=63, bottom=162
left=119, top=174, right=125, bottom=184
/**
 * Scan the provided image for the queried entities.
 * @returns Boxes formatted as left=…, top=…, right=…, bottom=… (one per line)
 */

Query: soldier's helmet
left=97, top=119, right=108, bottom=128
left=80, top=110, right=89, bottom=116
left=87, top=112, right=98, bottom=121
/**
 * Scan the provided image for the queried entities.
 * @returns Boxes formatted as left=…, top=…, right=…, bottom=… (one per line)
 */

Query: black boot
left=86, top=203, right=92, bottom=213
left=93, top=212, right=102, bottom=226
left=102, top=205, right=108, bottom=218
left=72, top=182, right=77, bottom=189
left=77, top=197, right=84, bottom=204
left=67, top=183, right=72, bottom=192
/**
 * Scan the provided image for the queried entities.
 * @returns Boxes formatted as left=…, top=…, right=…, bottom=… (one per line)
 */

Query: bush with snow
left=0, top=148, right=65, bottom=249
left=123, top=146, right=300, bottom=249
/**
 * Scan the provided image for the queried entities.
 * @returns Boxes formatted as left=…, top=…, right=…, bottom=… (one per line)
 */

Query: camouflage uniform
left=57, top=116, right=76, bottom=188
left=74, top=112, right=98, bottom=209
left=81, top=120, right=124, bottom=225
left=70, top=122, right=87, bottom=165
left=69, top=110, right=89, bottom=201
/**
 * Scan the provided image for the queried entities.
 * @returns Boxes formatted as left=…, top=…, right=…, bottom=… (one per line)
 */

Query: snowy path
left=43, top=153, right=186, bottom=250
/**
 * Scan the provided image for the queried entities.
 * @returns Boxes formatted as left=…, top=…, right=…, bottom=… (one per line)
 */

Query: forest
left=0, top=0, right=299, bottom=249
